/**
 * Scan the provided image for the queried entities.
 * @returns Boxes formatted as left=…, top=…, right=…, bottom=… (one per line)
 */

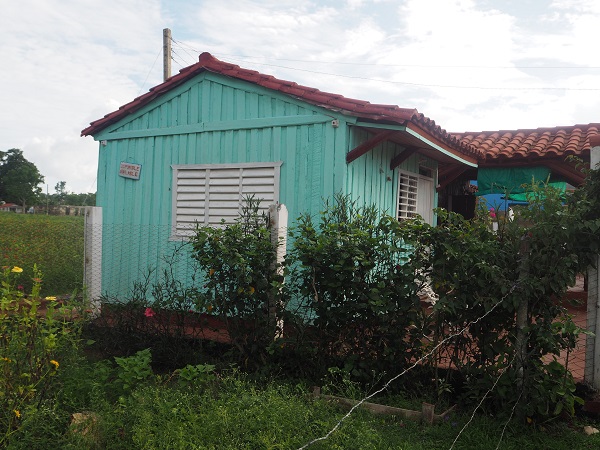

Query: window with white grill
left=397, top=171, right=419, bottom=220
left=397, top=170, right=434, bottom=224
left=171, top=162, right=282, bottom=237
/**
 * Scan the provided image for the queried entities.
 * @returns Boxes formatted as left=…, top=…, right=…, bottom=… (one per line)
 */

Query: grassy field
left=0, top=212, right=84, bottom=295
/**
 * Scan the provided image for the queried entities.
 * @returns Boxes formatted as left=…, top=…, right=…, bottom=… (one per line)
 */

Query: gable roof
left=81, top=52, right=480, bottom=162
left=453, top=124, right=600, bottom=162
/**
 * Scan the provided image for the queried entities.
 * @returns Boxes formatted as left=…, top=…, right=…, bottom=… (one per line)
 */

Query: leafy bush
left=191, top=196, right=286, bottom=367
left=0, top=265, right=85, bottom=445
left=411, top=180, right=600, bottom=418
left=175, top=362, right=216, bottom=387
left=114, top=348, right=154, bottom=394
left=287, top=194, right=431, bottom=379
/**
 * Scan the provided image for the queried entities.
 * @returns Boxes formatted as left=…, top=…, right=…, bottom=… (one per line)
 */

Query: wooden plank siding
left=94, top=71, right=436, bottom=299
left=345, top=127, right=439, bottom=219
left=96, top=73, right=350, bottom=298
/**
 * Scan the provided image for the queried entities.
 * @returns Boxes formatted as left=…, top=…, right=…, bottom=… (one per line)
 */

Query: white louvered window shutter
left=171, top=162, right=282, bottom=238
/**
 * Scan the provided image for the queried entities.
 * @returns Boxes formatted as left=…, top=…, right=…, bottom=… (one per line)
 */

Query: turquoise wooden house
left=81, top=52, right=480, bottom=299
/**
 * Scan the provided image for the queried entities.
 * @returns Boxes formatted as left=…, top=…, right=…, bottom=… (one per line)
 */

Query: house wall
left=95, top=73, right=351, bottom=298
left=345, top=127, right=439, bottom=219
left=94, top=72, right=440, bottom=299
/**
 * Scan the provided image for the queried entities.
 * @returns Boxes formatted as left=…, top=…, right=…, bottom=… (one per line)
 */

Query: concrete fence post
left=84, top=206, right=102, bottom=317
left=269, top=203, right=288, bottom=338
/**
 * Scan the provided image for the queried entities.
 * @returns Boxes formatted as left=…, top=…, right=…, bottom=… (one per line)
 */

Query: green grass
left=9, top=362, right=600, bottom=450
left=0, top=213, right=84, bottom=295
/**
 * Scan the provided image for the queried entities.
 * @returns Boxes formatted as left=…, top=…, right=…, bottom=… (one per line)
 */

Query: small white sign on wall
left=119, top=162, right=142, bottom=180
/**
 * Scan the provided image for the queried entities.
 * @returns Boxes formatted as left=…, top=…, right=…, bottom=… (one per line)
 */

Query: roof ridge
left=81, top=51, right=480, bottom=160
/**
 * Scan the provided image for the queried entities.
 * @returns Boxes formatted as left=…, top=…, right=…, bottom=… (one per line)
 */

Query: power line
left=170, top=45, right=600, bottom=70
left=219, top=53, right=600, bottom=70
left=221, top=57, right=600, bottom=92
left=165, top=41, right=600, bottom=91
left=170, top=49, right=190, bottom=70
left=171, top=38, right=199, bottom=65
left=138, top=46, right=163, bottom=96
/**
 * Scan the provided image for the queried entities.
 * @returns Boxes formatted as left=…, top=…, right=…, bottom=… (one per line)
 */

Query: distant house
left=81, top=52, right=479, bottom=299
left=0, top=203, right=23, bottom=213
left=450, top=124, right=599, bottom=212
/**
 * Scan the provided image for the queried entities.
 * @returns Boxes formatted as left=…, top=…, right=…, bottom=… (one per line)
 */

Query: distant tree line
left=1, top=148, right=95, bottom=212
left=38, top=180, right=96, bottom=207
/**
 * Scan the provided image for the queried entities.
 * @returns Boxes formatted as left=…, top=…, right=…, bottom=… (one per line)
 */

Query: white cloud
left=0, top=0, right=166, bottom=192
left=2, top=0, right=600, bottom=193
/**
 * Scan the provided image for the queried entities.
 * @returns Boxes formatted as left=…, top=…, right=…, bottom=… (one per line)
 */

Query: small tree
left=0, top=149, right=44, bottom=212
left=54, top=181, right=67, bottom=205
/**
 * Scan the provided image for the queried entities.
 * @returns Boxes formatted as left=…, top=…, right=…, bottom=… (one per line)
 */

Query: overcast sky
left=2, top=0, right=600, bottom=193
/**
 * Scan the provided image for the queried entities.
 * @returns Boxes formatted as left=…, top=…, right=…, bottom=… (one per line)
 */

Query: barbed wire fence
left=81, top=206, right=591, bottom=448
left=297, top=282, right=523, bottom=450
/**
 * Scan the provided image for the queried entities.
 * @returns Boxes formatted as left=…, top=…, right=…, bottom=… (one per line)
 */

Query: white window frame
left=396, top=169, right=435, bottom=225
left=171, top=161, right=282, bottom=238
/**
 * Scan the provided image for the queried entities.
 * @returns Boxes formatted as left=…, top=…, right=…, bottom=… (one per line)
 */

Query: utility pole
left=163, top=28, right=172, bottom=82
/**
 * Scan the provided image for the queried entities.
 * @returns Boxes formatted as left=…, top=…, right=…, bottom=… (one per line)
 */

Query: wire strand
left=297, top=281, right=521, bottom=450
left=494, top=384, right=525, bottom=450
left=192, top=50, right=600, bottom=70
left=448, top=351, right=519, bottom=450
left=221, top=58, right=600, bottom=92
left=138, top=46, right=163, bottom=96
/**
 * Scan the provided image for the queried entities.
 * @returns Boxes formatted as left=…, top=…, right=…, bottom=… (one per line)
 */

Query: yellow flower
left=11, top=267, right=23, bottom=273
left=45, top=296, right=57, bottom=301
left=248, top=286, right=255, bottom=295
left=209, top=269, right=215, bottom=277
left=50, top=360, right=59, bottom=369
left=1, top=357, right=11, bottom=363
left=13, top=410, right=21, bottom=418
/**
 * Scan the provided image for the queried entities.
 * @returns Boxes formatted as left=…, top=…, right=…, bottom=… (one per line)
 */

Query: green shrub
left=114, top=348, right=154, bottom=394
left=0, top=265, right=85, bottom=445
left=411, top=180, right=600, bottom=418
left=174, top=362, right=216, bottom=387
left=191, top=195, right=286, bottom=368
left=287, top=194, right=430, bottom=380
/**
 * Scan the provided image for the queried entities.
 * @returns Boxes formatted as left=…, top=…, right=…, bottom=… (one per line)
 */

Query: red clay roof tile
left=453, top=124, right=600, bottom=161
left=82, top=52, right=479, bottom=160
